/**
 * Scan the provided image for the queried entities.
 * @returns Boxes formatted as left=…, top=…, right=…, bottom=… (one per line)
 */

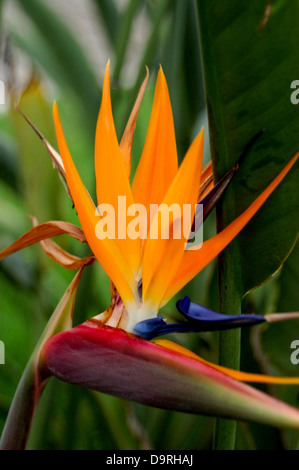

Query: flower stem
left=213, top=290, right=241, bottom=449
left=212, top=187, right=242, bottom=450
left=195, top=0, right=242, bottom=448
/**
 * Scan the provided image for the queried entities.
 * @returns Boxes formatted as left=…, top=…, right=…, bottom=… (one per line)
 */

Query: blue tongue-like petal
left=133, top=296, right=266, bottom=340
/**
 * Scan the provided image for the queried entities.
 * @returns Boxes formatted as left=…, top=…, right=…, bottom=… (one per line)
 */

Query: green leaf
left=92, top=0, right=120, bottom=48
left=13, top=0, right=99, bottom=125
left=113, top=0, right=144, bottom=81
left=196, top=0, right=299, bottom=449
left=116, top=0, right=173, bottom=134
left=197, top=0, right=299, bottom=297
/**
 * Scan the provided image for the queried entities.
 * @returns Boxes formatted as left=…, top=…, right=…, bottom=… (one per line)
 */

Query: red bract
left=42, top=321, right=299, bottom=429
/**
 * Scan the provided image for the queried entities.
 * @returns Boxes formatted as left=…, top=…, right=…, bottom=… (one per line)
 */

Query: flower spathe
left=53, top=61, right=299, bottom=334
left=42, top=319, right=299, bottom=429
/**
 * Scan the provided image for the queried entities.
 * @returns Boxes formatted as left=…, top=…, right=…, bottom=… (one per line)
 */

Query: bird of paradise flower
left=1, top=61, right=299, bottom=450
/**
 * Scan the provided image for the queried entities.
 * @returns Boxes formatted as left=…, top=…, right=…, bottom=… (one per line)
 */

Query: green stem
left=212, top=177, right=242, bottom=450
left=213, top=275, right=241, bottom=449
left=0, top=358, right=41, bottom=450
left=213, top=203, right=242, bottom=450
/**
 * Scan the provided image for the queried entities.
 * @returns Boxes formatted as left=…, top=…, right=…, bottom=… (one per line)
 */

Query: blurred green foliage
left=0, top=0, right=298, bottom=450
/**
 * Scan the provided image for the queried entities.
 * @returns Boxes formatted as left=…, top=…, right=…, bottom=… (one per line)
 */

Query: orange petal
left=156, top=339, right=299, bottom=385
left=132, top=66, right=178, bottom=236
left=95, top=61, right=141, bottom=275
left=164, top=151, right=299, bottom=303
left=53, top=102, right=137, bottom=305
left=142, top=129, right=204, bottom=308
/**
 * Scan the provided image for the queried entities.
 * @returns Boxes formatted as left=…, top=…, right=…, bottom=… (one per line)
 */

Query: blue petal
left=133, top=296, right=266, bottom=340
left=133, top=317, right=204, bottom=340
left=177, top=296, right=266, bottom=328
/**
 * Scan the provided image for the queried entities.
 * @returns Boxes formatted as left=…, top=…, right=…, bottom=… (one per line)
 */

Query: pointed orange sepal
left=53, top=102, right=137, bottom=305
left=142, top=129, right=204, bottom=308
left=132, top=66, right=178, bottom=221
left=95, top=62, right=141, bottom=275
left=164, top=151, right=299, bottom=303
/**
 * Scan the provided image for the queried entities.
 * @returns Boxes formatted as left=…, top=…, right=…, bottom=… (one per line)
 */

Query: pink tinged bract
left=42, top=321, right=299, bottom=429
